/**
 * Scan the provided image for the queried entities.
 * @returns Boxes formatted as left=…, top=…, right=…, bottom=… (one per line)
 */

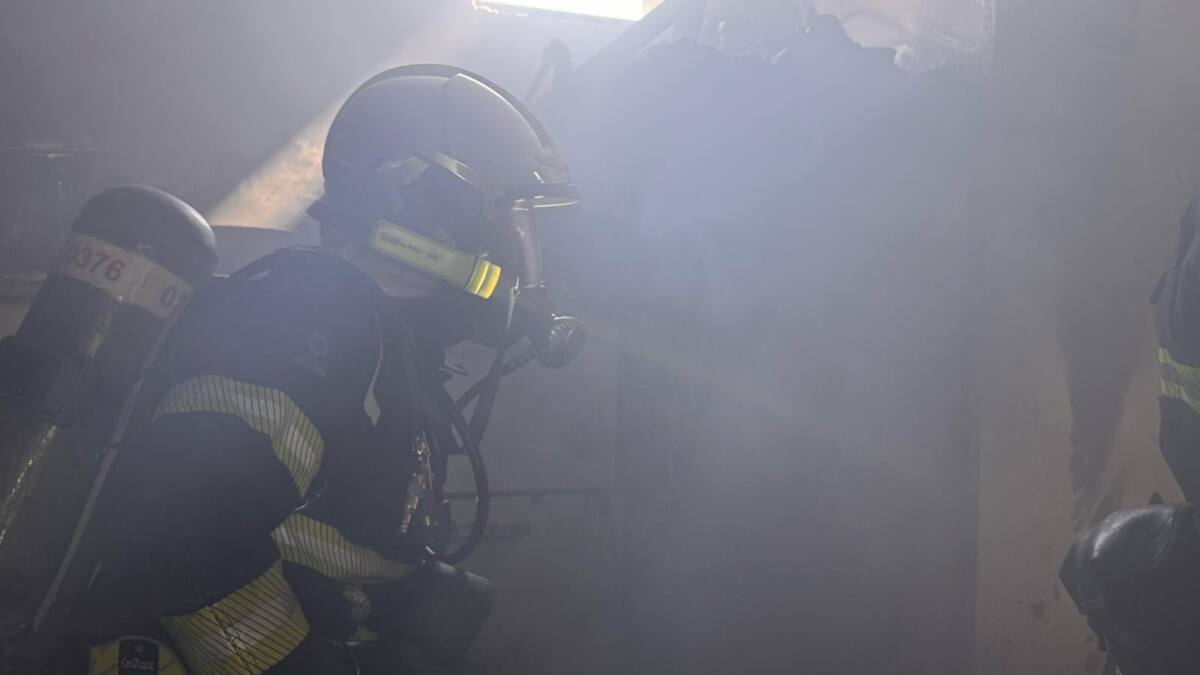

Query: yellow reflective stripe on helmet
left=369, top=220, right=502, bottom=299
left=271, top=513, right=415, bottom=584
left=465, top=257, right=502, bottom=299
left=155, top=375, right=324, bottom=495
left=480, top=258, right=503, bottom=299
left=1160, top=348, right=1200, bottom=415
left=162, top=560, right=309, bottom=675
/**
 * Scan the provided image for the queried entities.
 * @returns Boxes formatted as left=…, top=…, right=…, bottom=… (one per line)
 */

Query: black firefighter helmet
left=309, top=64, right=583, bottom=361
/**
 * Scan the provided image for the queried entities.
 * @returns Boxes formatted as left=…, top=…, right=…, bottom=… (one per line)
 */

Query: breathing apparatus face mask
left=501, top=200, right=586, bottom=369
left=323, top=156, right=584, bottom=369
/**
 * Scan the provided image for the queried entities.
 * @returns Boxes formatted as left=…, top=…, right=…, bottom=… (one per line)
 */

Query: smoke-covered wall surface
left=536, top=17, right=980, bottom=672
left=972, top=1, right=1200, bottom=673
left=4, top=0, right=1200, bottom=674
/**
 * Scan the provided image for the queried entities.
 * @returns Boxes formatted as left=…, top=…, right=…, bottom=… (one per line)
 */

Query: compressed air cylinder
left=0, top=186, right=217, bottom=645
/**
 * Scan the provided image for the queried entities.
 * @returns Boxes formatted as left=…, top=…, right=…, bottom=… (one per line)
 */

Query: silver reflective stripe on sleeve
left=341, top=585, right=372, bottom=622
left=155, top=375, right=325, bottom=495
left=342, top=585, right=380, bottom=644
left=162, top=559, right=309, bottom=675
left=271, top=513, right=414, bottom=585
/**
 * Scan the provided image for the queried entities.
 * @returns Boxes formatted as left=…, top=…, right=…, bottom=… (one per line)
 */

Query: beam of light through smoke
left=474, top=0, right=648, bottom=22
left=207, top=7, right=481, bottom=230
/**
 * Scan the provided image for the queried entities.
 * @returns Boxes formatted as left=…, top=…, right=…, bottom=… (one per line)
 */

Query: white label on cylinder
left=57, top=233, right=193, bottom=319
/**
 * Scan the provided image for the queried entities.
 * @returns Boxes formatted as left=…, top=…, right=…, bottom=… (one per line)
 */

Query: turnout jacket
left=89, top=249, right=453, bottom=674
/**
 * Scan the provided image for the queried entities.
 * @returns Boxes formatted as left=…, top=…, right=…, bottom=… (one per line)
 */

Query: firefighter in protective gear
left=74, top=64, right=583, bottom=674
left=1059, top=195, right=1200, bottom=675
left=1154, top=194, right=1200, bottom=502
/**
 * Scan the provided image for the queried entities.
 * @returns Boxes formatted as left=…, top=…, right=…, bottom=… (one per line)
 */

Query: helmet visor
left=510, top=199, right=543, bottom=289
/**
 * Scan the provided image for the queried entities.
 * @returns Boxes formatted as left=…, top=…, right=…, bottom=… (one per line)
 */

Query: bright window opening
left=474, top=0, right=658, bottom=21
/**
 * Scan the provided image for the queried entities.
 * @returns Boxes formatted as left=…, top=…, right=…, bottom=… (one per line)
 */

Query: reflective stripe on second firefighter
left=155, top=375, right=324, bottom=495
left=162, top=559, right=309, bottom=675
left=1160, top=347, right=1200, bottom=414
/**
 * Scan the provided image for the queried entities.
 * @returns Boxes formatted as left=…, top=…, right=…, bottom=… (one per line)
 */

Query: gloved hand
left=367, top=557, right=493, bottom=667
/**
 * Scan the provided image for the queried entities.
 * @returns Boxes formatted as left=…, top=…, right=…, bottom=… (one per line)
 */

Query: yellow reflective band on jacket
left=162, top=560, right=309, bottom=675
left=341, top=585, right=372, bottom=622
left=271, top=513, right=414, bottom=584
left=369, top=220, right=503, bottom=299
left=349, top=626, right=379, bottom=644
left=341, top=584, right=379, bottom=644
left=1159, top=348, right=1200, bottom=415
left=155, top=375, right=324, bottom=495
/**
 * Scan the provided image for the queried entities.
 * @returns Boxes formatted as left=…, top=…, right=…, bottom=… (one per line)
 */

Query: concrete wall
left=543, top=24, right=982, bottom=672
left=973, top=1, right=1200, bottom=672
